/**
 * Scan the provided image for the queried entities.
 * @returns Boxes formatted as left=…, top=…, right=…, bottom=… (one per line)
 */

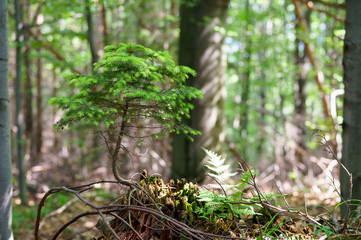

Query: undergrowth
left=32, top=147, right=361, bottom=239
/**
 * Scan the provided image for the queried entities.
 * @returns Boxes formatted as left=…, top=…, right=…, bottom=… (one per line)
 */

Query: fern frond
left=202, top=147, right=237, bottom=183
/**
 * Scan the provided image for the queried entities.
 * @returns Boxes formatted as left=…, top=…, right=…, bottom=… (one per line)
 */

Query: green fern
left=195, top=148, right=262, bottom=221
left=202, top=147, right=237, bottom=184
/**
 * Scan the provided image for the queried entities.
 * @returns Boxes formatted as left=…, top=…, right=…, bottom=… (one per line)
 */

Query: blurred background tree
left=172, top=0, right=229, bottom=182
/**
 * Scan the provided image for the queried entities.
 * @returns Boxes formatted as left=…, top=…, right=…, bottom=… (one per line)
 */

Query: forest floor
left=14, top=169, right=359, bottom=240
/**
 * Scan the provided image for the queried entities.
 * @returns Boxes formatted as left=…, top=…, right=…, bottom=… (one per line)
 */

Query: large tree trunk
left=15, top=0, right=28, bottom=205
left=171, top=0, right=229, bottom=182
left=341, top=0, right=361, bottom=216
left=0, top=0, right=13, bottom=238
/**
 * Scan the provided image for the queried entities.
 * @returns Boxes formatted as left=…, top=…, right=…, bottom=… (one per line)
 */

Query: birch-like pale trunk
left=0, top=0, right=14, bottom=238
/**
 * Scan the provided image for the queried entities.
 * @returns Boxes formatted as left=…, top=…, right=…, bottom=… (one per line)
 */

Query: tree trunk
left=85, top=0, right=101, bottom=163
left=99, top=0, right=108, bottom=47
left=341, top=0, right=361, bottom=216
left=0, top=0, right=13, bottom=238
left=294, top=10, right=310, bottom=176
left=15, top=0, right=28, bottom=205
left=24, top=45, right=36, bottom=166
left=24, top=45, right=33, bottom=144
left=171, top=0, right=229, bottom=182
left=35, top=48, right=43, bottom=163
left=85, top=0, right=99, bottom=69
left=52, top=67, right=59, bottom=151
left=239, top=0, right=252, bottom=158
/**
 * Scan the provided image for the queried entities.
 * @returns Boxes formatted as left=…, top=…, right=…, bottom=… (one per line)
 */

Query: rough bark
left=171, top=0, right=229, bottom=182
left=341, top=0, right=361, bottom=216
left=15, top=0, right=28, bottom=205
left=0, top=0, right=13, bottom=238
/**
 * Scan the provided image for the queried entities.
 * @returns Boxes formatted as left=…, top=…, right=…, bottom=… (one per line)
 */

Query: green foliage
left=50, top=43, right=203, bottom=140
left=202, top=147, right=236, bottom=184
left=312, top=224, right=334, bottom=239
left=195, top=148, right=263, bottom=221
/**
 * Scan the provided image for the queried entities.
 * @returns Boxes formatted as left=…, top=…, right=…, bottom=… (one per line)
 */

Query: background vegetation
left=3, top=0, right=354, bottom=238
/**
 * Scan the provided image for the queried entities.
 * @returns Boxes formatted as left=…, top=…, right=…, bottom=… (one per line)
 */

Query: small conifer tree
left=50, top=43, right=203, bottom=185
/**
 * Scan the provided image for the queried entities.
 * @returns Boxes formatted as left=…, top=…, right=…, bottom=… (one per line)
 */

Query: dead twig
left=313, top=129, right=352, bottom=233
left=35, top=180, right=248, bottom=240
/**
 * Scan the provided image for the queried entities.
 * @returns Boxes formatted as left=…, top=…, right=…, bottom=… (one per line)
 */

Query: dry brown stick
left=298, top=0, right=345, bottom=22
left=115, top=205, right=246, bottom=239
left=231, top=156, right=322, bottom=228
left=225, top=137, right=249, bottom=171
left=261, top=202, right=321, bottom=227
left=60, top=186, right=122, bottom=240
left=39, top=197, right=78, bottom=228
left=109, top=212, right=144, bottom=240
left=34, top=188, right=62, bottom=240
left=308, top=0, right=345, bottom=9
left=292, top=0, right=335, bottom=130
left=51, top=210, right=118, bottom=240
left=34, top=181, right=120, bottom=240
left=39, top=184, right=249, bottom=240
left=30, top=1, right=45, bottom=26
left=313, top=129, right=352, bottom=233
left=28, top=30, right=82, bottom=74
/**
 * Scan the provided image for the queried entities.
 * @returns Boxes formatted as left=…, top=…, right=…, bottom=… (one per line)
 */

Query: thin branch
left=261, top=202, right=321, bottom=227
left=313, top=129, right=352, bottom=233
left=39, top=197, right=78, bottom=228
left=225, top=138, right=249, bottom=172
left=298, top=0, right=345, bottom=22
left=28, top=30, right=82, bottom=74
left=109, top=212, right=144, bottom=240
left=308, top=0, right=345, bottom=9
left=292, top=0, right=335, bottom=129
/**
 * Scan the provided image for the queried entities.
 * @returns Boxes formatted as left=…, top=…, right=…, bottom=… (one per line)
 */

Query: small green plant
left=312, top=224, right=335, bottom=239
left=202, top=147, right=236, bottom=185
left=195, top=148, right=263, bottom=221
left=50, top=43, right=203, bottom=184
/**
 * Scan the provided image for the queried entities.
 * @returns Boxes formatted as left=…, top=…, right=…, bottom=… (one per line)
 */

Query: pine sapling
left=50, top=43, right=203, bottom=185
